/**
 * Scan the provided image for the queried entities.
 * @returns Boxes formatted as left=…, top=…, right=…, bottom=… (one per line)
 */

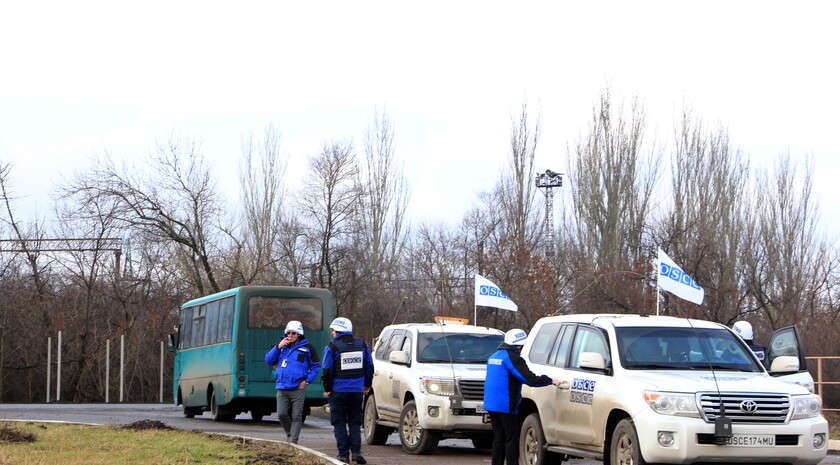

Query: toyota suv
left=517, top=314, right=827, bottom=465
left=363, top=321, right=504, bottom=454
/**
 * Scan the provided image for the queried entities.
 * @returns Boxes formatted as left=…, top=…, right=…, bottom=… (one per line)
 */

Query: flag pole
left=654, top=250, right=659, bottom=316
left=656, top=288, right=660, bottom=316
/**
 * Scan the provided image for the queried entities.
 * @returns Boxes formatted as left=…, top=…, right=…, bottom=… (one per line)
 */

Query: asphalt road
left=1, top=403, right=837, bottom=465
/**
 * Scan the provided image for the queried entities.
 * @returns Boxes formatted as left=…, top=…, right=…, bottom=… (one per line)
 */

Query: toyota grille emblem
left=740, top=399, right=758, bottom=413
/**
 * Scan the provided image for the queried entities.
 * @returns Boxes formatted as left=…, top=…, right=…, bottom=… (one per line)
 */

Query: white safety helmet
left=733, top=321, right=753, bottom=340
left=504, top=328, right=528, bottom=346
left=330, top=317, right=353, bottom=333
left=284, top=320, right=304, bottom=336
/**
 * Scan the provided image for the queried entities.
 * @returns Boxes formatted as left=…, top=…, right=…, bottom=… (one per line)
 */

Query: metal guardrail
left=806, top=356, right=840, bottom=412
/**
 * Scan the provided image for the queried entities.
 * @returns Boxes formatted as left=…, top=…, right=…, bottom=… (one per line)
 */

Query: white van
left=518, top=314, right=828, bottom=465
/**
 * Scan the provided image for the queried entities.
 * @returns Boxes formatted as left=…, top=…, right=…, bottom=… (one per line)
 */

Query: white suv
left=363, top=322, right=504, bottom=454
left=517, top=314, right=828, bottom=465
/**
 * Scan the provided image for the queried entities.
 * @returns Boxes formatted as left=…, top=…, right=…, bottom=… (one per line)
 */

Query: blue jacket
left=321, top=332, right=373, bottom=393
left=483, top=343, right=552, bottom=414
left=265, top=338, right=321, bottom=390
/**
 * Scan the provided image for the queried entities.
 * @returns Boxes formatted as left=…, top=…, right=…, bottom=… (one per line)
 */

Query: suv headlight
left=644, top=391, right=700, bottom=418
left=419, top=377, right=456, bottom=397
left=791, top=394, right=822, bottom=419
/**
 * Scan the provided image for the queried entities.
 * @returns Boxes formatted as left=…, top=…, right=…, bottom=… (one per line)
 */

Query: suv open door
left=768, top=325, right=815, bottom=393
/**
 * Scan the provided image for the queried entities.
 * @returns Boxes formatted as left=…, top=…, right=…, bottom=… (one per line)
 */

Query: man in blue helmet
left=265, top=320, right=321, bottom=444
left=322, top=317, right=373, bottom=464
left=484, top=328, right=560, bottom=465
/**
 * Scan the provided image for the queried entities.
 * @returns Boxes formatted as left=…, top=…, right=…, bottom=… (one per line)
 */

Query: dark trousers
left=489, top=411, right=520, bottom=465
left=329, top=391, right=363, bottom=457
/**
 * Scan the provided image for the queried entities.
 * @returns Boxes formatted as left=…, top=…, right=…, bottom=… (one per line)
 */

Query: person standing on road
left=484, top=328, right=561, bottom=465
left=733, top=320, right=768, bottom=364
left=265, top=320, right=321, bottom=444
left=321, top=317, right=373, bottom=465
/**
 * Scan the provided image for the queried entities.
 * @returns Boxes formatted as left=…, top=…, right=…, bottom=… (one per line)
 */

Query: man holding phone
left=265, top=320, right=321, bottom=444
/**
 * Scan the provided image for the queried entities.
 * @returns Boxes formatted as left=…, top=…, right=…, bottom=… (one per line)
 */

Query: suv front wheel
left=611, top=418, right=646, bottom=465
left=520, top=412, right=547, bottom=465
left=363, top=394, right=394, bottom=445
left=399, top=400, right=440, bottom=454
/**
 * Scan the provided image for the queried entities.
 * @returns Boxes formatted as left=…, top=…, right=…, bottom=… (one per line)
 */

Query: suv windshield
left=416, top=333, right=503, bottom=363
left=616, top=327, right=763, bottom=372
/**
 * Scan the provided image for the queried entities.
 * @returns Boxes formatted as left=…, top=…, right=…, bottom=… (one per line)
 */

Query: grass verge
left=0, top=420, right=322, bottom=465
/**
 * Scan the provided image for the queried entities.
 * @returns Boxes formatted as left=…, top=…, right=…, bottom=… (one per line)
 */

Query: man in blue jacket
left=321, top=317, right=373, bottom=464
left=265, top=320, right=321, bottom=444
left=484, top=328, right=560, bottom=465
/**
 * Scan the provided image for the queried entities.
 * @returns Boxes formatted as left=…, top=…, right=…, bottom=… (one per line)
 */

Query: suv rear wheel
left=363, top=394, right=393, bottom=445
left=611, top=418, right=646, bottom=465
left=520, top=412, right=547, bottom=465
left=399, top=400, right=440, bottom=454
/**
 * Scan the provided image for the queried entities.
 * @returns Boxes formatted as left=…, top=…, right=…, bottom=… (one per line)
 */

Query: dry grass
left=0, top=421, right=321, bottom=465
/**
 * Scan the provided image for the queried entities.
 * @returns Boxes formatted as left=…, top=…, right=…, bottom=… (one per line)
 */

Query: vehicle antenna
left=438, top=320, right=464, bottom=410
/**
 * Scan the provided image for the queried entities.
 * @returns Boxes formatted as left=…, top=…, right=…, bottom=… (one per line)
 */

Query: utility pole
left=535, top=170, right=563, bottom=259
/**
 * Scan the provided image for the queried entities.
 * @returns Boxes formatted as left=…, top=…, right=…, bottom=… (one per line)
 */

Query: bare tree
left=299, top=140, right=359, bottom=297
left=345, top=109, right=413, bottom=336
left=499, top=100, right=543, bottom=253
left=462, top=101, right=554, bottom=330
left=356, top=108, right=410, bottom=281
left=228, top=125, right=289, bottom=285
left=0, top=161, right=52, bottom=309
left=49, top=191, right=124, bottom=401
left=744, top=154, right=830, bottom=330
left=0, top=162, right=58, bottom=401
left=564, top=88, right=660, bottom=312
left=61, top=134, right=227, bottom=294
left=274, top=214, right=312, bottom=287
left=656, top=108, right=750, bottom=322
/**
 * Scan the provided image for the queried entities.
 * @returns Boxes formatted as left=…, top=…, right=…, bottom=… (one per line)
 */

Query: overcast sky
left=1, top=1, right=838, bottom=238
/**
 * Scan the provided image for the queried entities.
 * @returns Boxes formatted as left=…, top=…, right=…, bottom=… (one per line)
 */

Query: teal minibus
left=170, top=286, right=333, bottom=421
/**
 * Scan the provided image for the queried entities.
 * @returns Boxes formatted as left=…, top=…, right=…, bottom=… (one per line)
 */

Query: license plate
left=476, top=403, right=484, bottom=413
left=722, top=435, right=775, bottom=447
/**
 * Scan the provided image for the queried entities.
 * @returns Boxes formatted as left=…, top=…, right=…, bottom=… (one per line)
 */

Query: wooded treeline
left=1, top=91, right=837, bottom=405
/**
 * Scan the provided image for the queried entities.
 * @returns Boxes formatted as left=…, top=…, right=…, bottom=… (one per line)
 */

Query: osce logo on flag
left=478, top=285, right=514, bottom=301
left=659, top=263, right=702, bottom=290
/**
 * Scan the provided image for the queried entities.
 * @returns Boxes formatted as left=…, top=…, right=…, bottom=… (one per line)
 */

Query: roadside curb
left=0, top=418, right=101, bottom=427
left=830, top=439, right=839, bottom=452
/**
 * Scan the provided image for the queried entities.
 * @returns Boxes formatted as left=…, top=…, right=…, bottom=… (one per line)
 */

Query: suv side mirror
left=389, top=351, right=409, bottom=365
left=579, top=351, right=606, bottom=370
left=769, top=355, right=799, bottom=374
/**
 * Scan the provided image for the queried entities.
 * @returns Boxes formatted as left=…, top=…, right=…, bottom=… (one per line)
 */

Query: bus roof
left=180, top=285, right=333, bottom=308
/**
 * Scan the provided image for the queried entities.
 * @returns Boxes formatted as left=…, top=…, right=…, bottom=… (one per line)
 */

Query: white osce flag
left=474, top=274, right=518, bottom=312
left=657, top=248, right=704, bottom=305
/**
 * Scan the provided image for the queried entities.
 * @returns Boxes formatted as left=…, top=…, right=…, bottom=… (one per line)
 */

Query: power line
left=0, top=238, right=123, bottom=280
